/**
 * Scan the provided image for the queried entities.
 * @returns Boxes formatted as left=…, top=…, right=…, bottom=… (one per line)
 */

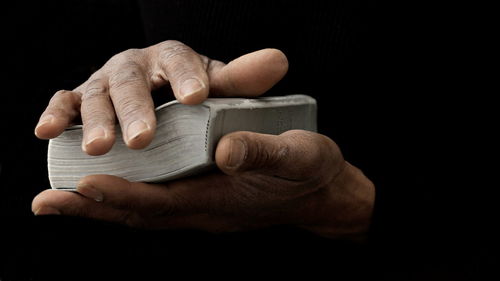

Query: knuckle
left=281, top=130, right=328, bottom=178
left=159, top=40, right=191, bottom=54
left=304, top=132, right=344, bottom=184
left=270, top=140, right=290, bottom=166
left=118, top=98, right=145, bottom=118
left=158, top=41, right=195, bottom=64
left=255, top=138, right=280, bottom=168
left=47, top=90, right=81, bottom=116
left=108, top=61, right=145, bottom=89
left=171, top=68, right=197, bottom=82
left=107, top=48, right=143, bottom=66
left=50, top=89, right=81, bottom=104
left=53, top=89, right=71, bottom=98
left=82, top=110, right=113, bottom=127
left=83, top=78, right=108, bottom=100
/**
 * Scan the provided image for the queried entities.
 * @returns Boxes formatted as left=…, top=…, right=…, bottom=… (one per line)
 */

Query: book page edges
left=48, top=95, right=316, bottom=189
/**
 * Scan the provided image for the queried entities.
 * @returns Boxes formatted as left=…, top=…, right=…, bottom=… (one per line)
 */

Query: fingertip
left=215, top=134, right=248, bottom=174
left=177, top=77, right=209, bottom=105
left=262, top=48, right=289, bottom=73
left=31, top=189, right=70, bottom=215
left=248, top=48, right=289, bottom=85
left=212, top=48, right=289, bottom=97
left=125, top=119, right=155, bottom=149
left=34, top=116, right=67, bottom=139
left=82, top=132, right=115, bottom=156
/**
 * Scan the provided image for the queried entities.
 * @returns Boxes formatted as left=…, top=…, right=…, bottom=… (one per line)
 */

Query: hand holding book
left=32, top=40, right=375, bottom=239
left=34, top=40, right=289, bottom=155
left=34, top=129, right=374, bottom=238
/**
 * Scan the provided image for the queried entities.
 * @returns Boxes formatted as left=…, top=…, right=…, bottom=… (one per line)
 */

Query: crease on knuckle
left=272, top=141, right=290, bottom=168
left=158, top=42, right=195, bottom=67
left=83, top=79, right=108, bottom=101
left=276, top=130, right=326, bottom=181
left=49, top=90, right=82, bottom=116
left=108, top=61, right=145, bottom=90
left=117, top=98, right=145, bottom=120
left=295, top=132, right=344, bottom=187
left=106, top=49, right=143, bottom=67
left=253, top=136, right=288, bottom=171
left=51, top=90, right=80, bottom=104
left=82, top=110, right=113, bottom=128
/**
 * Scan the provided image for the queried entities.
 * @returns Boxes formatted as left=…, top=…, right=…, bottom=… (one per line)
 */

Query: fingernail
left=180, top=78, right=205, bottom=99
left=34, top=115, right=54, bottom=136
left=227, top=139, right=247, bottom=168
left=127, top=120, right=150, bottom=142
left=77, top=182, right=103, bottom=202
left=34, top=206, right=61, bottom=216
left=85, top=126, right=107, bottom=146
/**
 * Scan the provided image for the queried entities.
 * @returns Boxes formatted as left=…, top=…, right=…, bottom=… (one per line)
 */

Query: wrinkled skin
left=33, top=40, right=375, bottom=239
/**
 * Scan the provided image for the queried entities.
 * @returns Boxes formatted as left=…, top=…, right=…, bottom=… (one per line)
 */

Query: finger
left=75, top=174, right=178, bottom=214
left=208, top=48, right=288, bottom=97
left=75, top=173, right=273, bottom=230
left=36, top=180, right=247, bottom=232
left=75, top=174, right=246, bottom=220
left=215, top=130, right=345, bottom=183
left=107, top=60, right=156, bottom=149
left=32, top=189, right=134, bottom=224
left=80, top=76, right=116, bottom=155
left=34, top=90, right=81, bottom=139
left=153, top=40, right=209, bottom=105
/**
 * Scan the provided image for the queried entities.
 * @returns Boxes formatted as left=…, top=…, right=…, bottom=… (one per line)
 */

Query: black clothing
left=1, top=1, right=493, bottom=280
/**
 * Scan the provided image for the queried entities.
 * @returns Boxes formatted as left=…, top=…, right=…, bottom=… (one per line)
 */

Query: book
left=48, top=95, right=317, bottom=190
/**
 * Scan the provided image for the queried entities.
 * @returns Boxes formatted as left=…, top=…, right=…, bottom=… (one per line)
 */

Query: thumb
left=208, top=48, right=289, bottom=97
left=215, top=130, right=345, bottom=182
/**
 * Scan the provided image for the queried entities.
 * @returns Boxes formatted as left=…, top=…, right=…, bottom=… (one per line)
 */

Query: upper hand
left=34, top=40, right=288, bottom=155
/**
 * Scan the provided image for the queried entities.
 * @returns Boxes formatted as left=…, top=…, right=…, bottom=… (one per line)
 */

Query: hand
left=32, top=130, right=375, bottom=238
left=32, top=40, right=375, bottom=238
left=34, top=40, right=288, bottom=155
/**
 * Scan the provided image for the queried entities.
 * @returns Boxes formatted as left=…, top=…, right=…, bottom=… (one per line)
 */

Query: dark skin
left=32, top=40, right=375, bottom=238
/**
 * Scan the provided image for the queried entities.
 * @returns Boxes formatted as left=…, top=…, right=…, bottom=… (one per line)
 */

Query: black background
left=0, top=0, right=496, bottom=280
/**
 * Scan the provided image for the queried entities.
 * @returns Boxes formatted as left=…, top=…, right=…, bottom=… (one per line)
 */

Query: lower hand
left=32, top=130, right=375, bottom=238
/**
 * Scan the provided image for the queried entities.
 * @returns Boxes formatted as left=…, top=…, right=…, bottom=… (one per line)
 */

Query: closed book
left=48, top=95, right=317, bottom=189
